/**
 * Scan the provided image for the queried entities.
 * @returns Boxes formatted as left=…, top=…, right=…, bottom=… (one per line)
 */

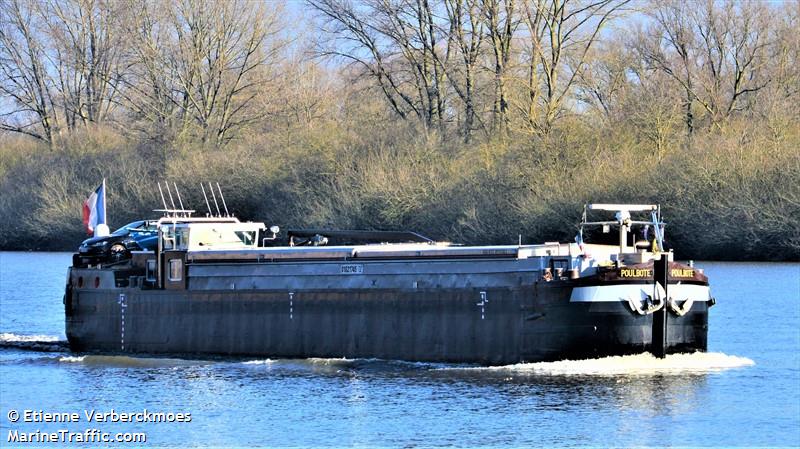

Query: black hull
left=65, top=283, right=708, bottom=365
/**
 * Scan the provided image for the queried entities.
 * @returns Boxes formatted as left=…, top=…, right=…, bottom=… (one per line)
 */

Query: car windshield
left=111, top=221, right=146, bottom=236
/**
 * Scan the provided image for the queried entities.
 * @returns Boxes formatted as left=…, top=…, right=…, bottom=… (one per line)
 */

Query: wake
left=0, top=332, right=69, bottom=353
left=1, top=332, right=755, bottom=376
left=472, top=352, right=754, bottom=376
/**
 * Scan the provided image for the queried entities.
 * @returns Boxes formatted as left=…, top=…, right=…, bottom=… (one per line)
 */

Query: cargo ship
left=64, top=203, right=713, bottom=365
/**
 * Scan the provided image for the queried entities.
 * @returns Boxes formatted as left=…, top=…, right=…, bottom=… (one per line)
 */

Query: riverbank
left=1, top=0, right=797, bottom=262
left=1, top=119, right=798, bottom=261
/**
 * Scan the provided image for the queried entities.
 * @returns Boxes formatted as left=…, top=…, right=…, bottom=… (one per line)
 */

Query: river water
left=0, top=252, right=798, bottom=448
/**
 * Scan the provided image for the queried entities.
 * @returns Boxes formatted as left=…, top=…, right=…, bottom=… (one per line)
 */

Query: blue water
left=1, top=252, right=798, bottom=448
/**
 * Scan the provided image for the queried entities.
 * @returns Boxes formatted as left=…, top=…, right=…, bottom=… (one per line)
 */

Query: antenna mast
left=164, top=181, right=177, bottom=212
left=200, top=184, right=212, bottom=217
left=173, top=182, right=186, bottom=217
left=157, top=183, right=168, bottom=213
left=216, top=182, right=230, bottom=217
left=208, top=182, right=221, bottom=216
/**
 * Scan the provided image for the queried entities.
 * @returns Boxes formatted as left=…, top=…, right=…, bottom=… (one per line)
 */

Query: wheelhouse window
left=190, top=226, right=257, bottom=249
left=161, top=226, right=174, bottom=250
left=235, top=230, right=256, bottom=246
left=161, top=225, right=189, bottom=251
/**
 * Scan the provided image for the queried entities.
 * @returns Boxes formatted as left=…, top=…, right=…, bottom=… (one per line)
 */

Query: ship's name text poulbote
left=619, top=268, right=695, bottom=278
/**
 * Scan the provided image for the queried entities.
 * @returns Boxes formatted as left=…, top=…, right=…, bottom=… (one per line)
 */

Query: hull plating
left=65, top=279, right=708, bottom=365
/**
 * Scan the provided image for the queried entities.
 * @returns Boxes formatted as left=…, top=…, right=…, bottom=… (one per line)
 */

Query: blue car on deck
left=77, top=220, right=159, bottom=263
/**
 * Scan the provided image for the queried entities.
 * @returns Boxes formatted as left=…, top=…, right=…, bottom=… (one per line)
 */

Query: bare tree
left=383, top=0, right=450, bottom=132
left=441, top=0, right=486, bottom=140
left=0, top=0, right=131, bottom=144
left=0, top=0, right=58, bottom=143
left=633, top=0, right=696, bottom=134
left=761, top=0, right=800, bottom=137
left=43, top=0, right=124, bottom=129
left=255, top=50, right=340, bottom=131
left=634, top=0, right=772, bottom=135
left=118, top=0, right=284, bottom=145
left=308, top=0, right=454, bottom=133
left=481, top=0, right=517, bottom=134
left=521, top=0, right=631, bottom=134
left=693, top=0, right=771, bottom=124
left=624, top=67, right=683, bottom=158
left=170, top=0, right=283, bottom=145
left=309, top=0, right=414, bottom=121
left=573, top=38, right=629, bottom=118
left=519, top=0, right=545, bottom=129
left=770, top=1, right=799, bottom=102
left=116, top=0, right=178, bottom=137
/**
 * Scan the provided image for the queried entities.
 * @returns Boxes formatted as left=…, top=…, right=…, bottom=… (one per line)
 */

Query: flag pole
left=102, top=178, right=107, bottom=225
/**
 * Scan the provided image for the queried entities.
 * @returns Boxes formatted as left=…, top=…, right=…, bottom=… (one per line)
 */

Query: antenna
left=157, top=183, right=168, bottom=213
left=165, top=181, right=177, bottom=211
left=173, top=182, right=186, bottom=216
left=216, top=182, right=229, bottom=217
left=153, top=181, right=195, bottom=218
left=208, top=182, right=221, bottom=216
left=200, top=183, right=212, bottom=217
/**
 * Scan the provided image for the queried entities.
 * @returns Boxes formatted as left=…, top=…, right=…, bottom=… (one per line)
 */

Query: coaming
left=63, top=204, right=712, bottom=365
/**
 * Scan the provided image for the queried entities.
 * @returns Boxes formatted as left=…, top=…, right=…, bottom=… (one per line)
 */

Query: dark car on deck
left=77, top=220, right=159, bottom=264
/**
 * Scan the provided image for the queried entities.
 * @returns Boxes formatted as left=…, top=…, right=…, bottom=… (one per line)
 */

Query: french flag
left=82, top=181, right=106, bottom=235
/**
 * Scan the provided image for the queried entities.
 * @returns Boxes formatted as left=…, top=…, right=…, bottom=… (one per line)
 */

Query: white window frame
left=168, top=259, right=183, bottom=282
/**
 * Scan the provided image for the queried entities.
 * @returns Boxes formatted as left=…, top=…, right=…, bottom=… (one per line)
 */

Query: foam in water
left=242, top=359, right=275, bottom=365
left=0, top=332, right=62, bottom=343
left=59, top=356, right=86, bottom=363
left=305, top=357, right=355, bottom=365
left=477, top=352, right=754, bottom=376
